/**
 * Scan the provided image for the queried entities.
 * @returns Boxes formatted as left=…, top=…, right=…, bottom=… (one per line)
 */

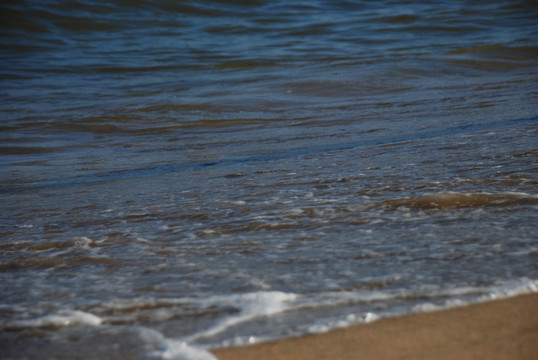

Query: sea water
left=1, top=1, right=537, bottom=359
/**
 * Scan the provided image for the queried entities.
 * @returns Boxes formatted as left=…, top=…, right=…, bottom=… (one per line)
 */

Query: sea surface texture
left=1, top=1, right=537, bottom=359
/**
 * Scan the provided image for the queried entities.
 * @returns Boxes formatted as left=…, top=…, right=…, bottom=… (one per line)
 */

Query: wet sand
left=211, top=292, right=538, bottom=360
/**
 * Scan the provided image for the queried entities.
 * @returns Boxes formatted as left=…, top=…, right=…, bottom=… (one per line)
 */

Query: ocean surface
left=1, top=0, right=537, bottom=359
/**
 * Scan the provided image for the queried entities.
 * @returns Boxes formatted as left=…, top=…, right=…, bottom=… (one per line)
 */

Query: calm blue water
left=1, top=1, right=537, bottom=359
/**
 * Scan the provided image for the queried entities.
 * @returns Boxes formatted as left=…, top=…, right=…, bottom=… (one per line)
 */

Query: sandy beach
left=212, top=292, right=538, bottom=360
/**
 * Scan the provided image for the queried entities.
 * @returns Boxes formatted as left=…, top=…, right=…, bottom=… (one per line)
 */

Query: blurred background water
left=1, top=1, right=537, bottom=359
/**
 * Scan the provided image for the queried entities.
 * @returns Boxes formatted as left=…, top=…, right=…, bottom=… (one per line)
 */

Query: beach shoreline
left=211, top=292, right=538, bottom=360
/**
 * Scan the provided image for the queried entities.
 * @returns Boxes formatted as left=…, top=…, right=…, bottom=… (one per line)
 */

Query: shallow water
left=1, top=0, right=538, bottom=358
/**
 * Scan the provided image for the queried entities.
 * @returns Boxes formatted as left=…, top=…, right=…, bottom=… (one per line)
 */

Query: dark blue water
left=1, top=1, right=537, bottom=359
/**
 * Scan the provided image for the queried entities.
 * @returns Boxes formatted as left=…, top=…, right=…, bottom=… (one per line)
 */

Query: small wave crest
left=185, top=291, right=297, bottom=343
left=3, top=310, right=102, bottom=331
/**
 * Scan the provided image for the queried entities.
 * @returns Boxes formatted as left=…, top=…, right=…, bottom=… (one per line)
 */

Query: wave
left=2, top=115, right=537, bottom=194
left=2, top=279, right=536, bottom=358
left=2, top=310, right=102, bottom=331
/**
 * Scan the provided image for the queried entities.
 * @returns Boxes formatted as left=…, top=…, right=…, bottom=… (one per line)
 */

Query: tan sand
left=211, top=292, right=538, bottom=360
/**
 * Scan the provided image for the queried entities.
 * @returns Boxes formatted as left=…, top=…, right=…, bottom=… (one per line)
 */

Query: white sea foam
left=294, top=278, right=538, bottom=341
left=412, top=277, right=538, bottom=313
left=294, top=278, right=538, bottom=342
left=305, top=310, right=381, bottom=336
left=5, top=310, right=102, bottom=330
left=301, top=289, right=396, bottom=310
left=159, top=341, right=218, bottom=360
left=11, top=280, right=534, bottom=358
left=73, top=236, right=93, bottom=248
left=133, top=327, right=218, bottom=360
left=480, top=277, right=538, bottom=300
left=87, top=291, right=298, bottom=350
left=186, top=291, right=296, bottom=342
